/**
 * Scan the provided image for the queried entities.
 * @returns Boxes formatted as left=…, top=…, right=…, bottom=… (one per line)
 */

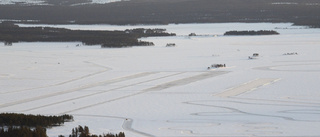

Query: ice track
left=1, top=71, right=228, bottom=114
left=214, top=78, right=280, bottom=97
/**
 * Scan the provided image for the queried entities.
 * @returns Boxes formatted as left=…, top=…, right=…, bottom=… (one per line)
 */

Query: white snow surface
left=1, top=23, right=320, bottom=137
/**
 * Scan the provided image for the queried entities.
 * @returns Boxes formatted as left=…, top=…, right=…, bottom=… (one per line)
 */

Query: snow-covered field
left=1, top=23, right=320, bottom=137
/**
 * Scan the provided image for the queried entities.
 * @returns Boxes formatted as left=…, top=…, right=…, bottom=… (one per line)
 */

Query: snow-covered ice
left=1, top=23, right=320, bottom=137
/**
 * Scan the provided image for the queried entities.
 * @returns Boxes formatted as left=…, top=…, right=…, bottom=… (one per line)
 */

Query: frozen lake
left=1, top=23, right=320, bottom=137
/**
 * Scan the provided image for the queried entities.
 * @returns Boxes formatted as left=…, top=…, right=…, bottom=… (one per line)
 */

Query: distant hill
left=0, top=0, right=319, bottom=27
left=0, top=22, right=175, bottom=47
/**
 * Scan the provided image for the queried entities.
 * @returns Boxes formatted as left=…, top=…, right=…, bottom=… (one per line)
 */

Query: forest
left=0, top=113, right=125, bottom=137
left=0, top=22, right=175, bottom=48
left=0, top=126, right=47, bottom=137
left=0, top=113, right=73, bottom=127
left=0, top=126, right=125, bottom=137
left=64, top=125, right=125, bottom=137
left=224, top=30, right=280, bottom=35
left=0, top=113, right=72, bottom=137
left=0, top=0, right=319, bottom=28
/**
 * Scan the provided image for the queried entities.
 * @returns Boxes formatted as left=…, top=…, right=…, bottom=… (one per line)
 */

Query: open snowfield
left=1, top=23, right=320, bottom=137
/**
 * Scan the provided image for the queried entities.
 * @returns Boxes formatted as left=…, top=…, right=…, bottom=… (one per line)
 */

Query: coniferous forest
left=65, top=125, right=125, bottom=137
left=0, top=113, right=72, bottom=137
left=0, top=22, right=175, bottom=48
left=0, top=126, right=47, bottom=137
left=0, top=113, right=125, bottom=137
left=224, top=30, right=280, bottom=35
left=0, top=113, right=73, bottom=127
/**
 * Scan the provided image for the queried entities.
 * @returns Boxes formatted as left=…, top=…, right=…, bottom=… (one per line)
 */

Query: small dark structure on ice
left=208, top=64, right=226, bottom=69
left=166, top=43, right=176, bottom=47
left=189, top=33, right=197, bottom=36
left=249, top=53, right=259, bottom=59
left=283, top=52, right=298, bottom=55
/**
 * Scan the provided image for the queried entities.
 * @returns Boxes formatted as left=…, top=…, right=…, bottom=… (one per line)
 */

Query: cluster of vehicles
left=283, top=52, right=298, bottom=55
left=207, top=64, right=226, bottom=70
left=166, top=43, right=176, bottom=47
left=248, top=53, right=259, bottom=59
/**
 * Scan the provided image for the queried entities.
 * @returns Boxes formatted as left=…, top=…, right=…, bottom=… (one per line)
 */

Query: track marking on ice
left=21, top=72, right=184, bottom=112
left=0, top=72, right=158, bottom=109
left=122, top=118, right=155, bottom=137
left=60, top=71, right=228, bottom=114
left=71, top=114, right=155, bottom=137
left=1, top=61, right=111, bottom=94
left=214, top=78, right=281, bottom=98
left=184, top=100, right=302, bottom=121
left=144, top=71, right=229, bottom=91
left=254, top=63, right=320, bottom=72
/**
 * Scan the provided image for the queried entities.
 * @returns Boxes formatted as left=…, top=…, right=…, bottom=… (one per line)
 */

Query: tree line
left=0, top=113, right=73, bottom=127
left=224, top=30, right=279, bottom=35
left=0, top=22, right=175, bottom=48
left=0, top=113, right=125, bottom=137
left=0, top=126, right=125, bottom=137
left=0, top=113, right=72, bottom=137
left=0, top=126, right=47, bottom=137
left=62, top=125, right=125, bottom=137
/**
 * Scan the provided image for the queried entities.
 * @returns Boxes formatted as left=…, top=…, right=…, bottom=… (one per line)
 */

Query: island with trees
left=224, top=30, right=279, bottom=36
left=0, top=22, right=175, bottom=48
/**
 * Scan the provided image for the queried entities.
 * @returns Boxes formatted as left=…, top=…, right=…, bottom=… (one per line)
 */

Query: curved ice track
left=72, top=114, right=155, bottom=137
